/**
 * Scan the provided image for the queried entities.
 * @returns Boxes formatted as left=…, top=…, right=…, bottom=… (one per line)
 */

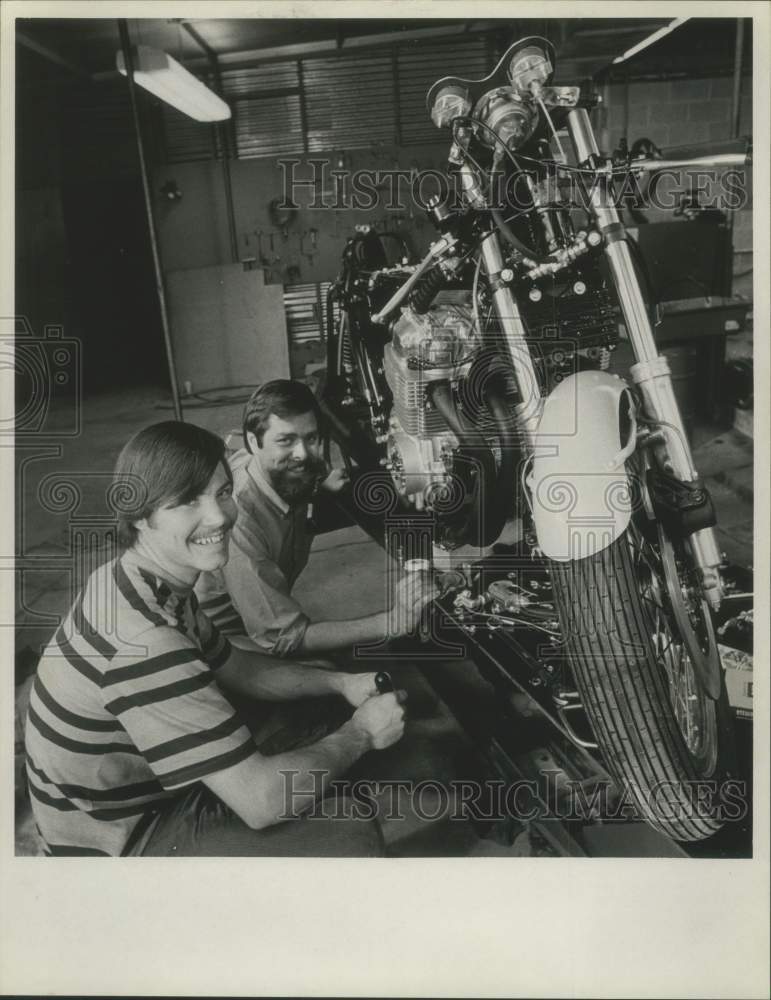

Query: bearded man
left=196, top=380, right=434, bottom=657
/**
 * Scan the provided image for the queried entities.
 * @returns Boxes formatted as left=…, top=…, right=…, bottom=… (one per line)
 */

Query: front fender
left=529, top=370, right=637, bottom=562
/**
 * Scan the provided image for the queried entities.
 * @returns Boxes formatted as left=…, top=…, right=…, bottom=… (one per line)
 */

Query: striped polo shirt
left=25, top=549, right=256, bottom=857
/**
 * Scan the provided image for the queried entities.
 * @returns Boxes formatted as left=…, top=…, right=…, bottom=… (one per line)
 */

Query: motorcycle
left=323, top=37, right=749, bottom=842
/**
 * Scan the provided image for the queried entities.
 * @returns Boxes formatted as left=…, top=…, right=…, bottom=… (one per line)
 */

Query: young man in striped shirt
left=24, top=421, right=411, bottom=857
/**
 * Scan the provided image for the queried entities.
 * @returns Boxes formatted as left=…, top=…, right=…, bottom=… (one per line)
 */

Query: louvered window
left=303, top=54, right=396, bottom=152
left=158, top=34, right=498, bottom=163
left=162, top=106, right=219, bottom=163
left=221, top=62, right=300, bottom=96
left=222, top=63, right=304, bottom=159
left=397, top=37, right=491, bottom=145
left=232, top=95, right=304, bottom=158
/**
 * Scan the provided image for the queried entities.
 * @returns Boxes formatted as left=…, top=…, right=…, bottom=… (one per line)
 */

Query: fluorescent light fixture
left=116, top=45, right=231, bottom=122
left=612, top=18, right=690, bottom=65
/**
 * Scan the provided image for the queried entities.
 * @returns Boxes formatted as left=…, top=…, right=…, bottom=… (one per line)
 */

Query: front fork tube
left=479, top=232, right=543, bottom=450
left=565, top=108, right=723, bottom=606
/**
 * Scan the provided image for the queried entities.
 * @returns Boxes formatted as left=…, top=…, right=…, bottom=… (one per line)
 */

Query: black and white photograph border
left=1, top=1, right=769, bottom=997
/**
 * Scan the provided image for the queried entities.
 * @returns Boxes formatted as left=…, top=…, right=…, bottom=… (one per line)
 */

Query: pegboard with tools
left=153, top=140, right=454, bottom=287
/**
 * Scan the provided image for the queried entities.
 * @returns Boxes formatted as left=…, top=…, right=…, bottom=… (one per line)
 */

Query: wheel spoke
left=623, top=467, right=716, bottom=768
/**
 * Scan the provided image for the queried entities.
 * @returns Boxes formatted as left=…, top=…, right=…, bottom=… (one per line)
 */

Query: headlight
left=430, top=84, right=472, bottom=128
left=475, top=89, right=538, bottom=151
left=508, top=44, right=553, bottom=96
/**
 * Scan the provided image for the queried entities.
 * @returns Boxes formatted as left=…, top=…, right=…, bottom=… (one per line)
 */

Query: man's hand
left=320, top=467, right=350, bottom=493
left=349, top=692, right=405, bottom=750
left=337, top=672, right=379, bottom=708
left=390, top=571, right=439, bottom=636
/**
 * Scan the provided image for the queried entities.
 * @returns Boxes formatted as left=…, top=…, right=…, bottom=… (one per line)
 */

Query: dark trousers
left=135, top=784, right=384, bottom=857
left=133, top=670, right=475, bottom=857
left=133, top=696, right=383, bottom=857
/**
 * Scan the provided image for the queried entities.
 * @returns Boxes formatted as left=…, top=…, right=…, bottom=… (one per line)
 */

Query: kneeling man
left=25, top=421, right=405, bottom=857
left=196, top=379, right=433, bottom=656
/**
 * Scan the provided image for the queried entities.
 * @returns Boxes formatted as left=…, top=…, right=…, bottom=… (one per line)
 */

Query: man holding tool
left=195, top=379, right=437, bottom=657
left=25, top=421, right=410, bottom=857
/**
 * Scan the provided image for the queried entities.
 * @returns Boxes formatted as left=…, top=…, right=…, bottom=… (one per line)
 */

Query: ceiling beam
left=180, top=21, right=218, bottom=62
left=211, top=20, right=499, bottom=64
left=93, top=37, right=338, bottom=78
left=16, top=30, right=90, bottom=78
left=572, top=23, right=667, bottom=38
left=92, top=20, right=502, bottom=79
left=338, top=22, right=478, bottom=48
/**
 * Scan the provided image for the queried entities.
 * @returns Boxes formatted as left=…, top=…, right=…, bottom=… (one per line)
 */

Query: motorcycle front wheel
left=550, top=524, right=737, bottom=843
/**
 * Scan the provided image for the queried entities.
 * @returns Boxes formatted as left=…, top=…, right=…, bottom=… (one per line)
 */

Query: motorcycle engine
left=383, top=291, right=478, bottom=506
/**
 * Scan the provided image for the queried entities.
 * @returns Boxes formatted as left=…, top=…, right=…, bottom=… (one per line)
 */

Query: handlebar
left=630, top=152, right=750, bottom=171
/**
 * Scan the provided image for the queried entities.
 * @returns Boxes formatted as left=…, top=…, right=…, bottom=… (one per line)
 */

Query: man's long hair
left=110, top=421, right=231, bottom=548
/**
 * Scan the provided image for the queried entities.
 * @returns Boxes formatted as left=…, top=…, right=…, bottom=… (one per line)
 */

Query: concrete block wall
left=599, top=76, right=754, bottom=303
left=603, top=76, right=752, bottom=150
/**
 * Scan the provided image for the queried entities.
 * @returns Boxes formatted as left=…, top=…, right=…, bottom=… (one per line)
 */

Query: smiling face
left=247, top=411, right=326, bottom=503
left=133, top=463, right=237, bottom=585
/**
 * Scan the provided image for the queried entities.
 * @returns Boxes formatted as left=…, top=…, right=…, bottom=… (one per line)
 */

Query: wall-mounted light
left=160, top=179, right=182, bottom=201
left=116, top=45, right=231, bottom=122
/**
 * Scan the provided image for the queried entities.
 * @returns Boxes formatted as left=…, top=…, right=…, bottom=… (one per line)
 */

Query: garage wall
left=151, top=33, right=497, bottom=285
left=16, top=53, right=172, bottom=390
left=152, top=141, right=456, bottom=378
left=600, top=74, right=754, bottom=300
left=152, top=142, right=453, bottom=283
left=166, top=264, right=288, bottom=393
left=604, top=76, right=753, bottom=149
left=15, top=52, right=70, bottom=341
left=150, top=34, right=498, bottom=377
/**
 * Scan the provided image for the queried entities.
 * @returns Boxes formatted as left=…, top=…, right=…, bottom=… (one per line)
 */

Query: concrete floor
left=13, top=331, right=755, bottom=855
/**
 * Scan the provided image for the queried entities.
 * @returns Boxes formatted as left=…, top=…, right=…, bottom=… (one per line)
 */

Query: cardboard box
left=720, top=643, right=753, bottom=719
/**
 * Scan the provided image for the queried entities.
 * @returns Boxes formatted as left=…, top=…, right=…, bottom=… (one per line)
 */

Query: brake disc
left=657, top=522, right=722, bottom=701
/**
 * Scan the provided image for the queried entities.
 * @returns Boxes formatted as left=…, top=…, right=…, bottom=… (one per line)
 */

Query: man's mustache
left=284, top=457, right=326, bottom=475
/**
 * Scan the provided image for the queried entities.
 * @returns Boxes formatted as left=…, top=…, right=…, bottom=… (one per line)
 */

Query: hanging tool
left=255, top=230, right=270, bottom=267
left=269, top=198, right=297, bottom=240
left=300, top=227, right=319, bottom=264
